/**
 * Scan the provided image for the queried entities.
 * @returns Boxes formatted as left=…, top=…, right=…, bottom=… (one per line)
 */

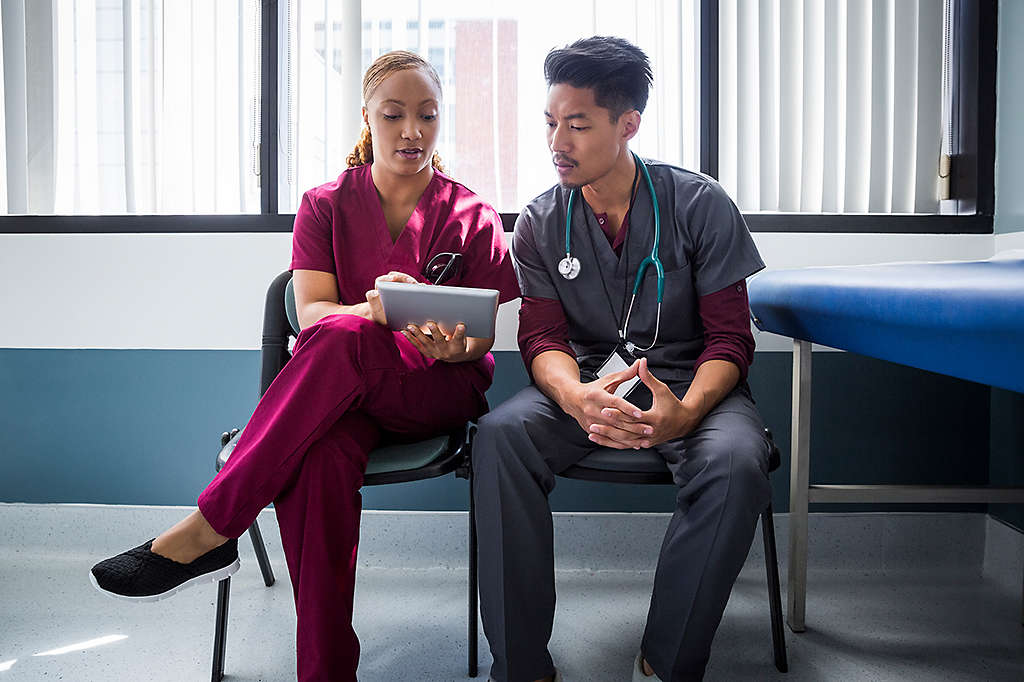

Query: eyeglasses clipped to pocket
left=423, top=252, right=462, bottom=285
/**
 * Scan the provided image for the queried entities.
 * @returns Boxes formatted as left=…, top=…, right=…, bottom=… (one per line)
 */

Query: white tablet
left=376, top=280, right=500, bottom=339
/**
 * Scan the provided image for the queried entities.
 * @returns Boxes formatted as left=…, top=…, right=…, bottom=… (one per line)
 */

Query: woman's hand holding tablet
left=364, top=271, right=420, bottom=326
left=401, top=318, right=470, bottom=362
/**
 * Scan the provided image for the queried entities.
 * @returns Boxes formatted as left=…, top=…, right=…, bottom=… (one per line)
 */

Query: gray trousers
left=472, top=382, right=771, bottom=682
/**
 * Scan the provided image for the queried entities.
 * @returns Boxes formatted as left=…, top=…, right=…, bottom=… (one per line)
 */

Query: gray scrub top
left=512, top=159, right=765, bottom=382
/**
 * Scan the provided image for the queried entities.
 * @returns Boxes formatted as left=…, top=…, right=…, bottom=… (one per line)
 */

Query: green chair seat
left=365, top=435, right=451, bottom=476
left=218, top=430, right=452, bottom=478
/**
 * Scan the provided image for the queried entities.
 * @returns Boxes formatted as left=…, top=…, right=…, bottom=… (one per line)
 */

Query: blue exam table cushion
left=747, top=258, right=1024, bottom=394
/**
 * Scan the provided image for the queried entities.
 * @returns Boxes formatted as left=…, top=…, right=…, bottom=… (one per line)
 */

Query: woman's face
left=363, top=68, right=441, bottom=179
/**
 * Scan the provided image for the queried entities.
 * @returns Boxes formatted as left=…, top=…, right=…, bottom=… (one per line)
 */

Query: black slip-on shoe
left=89, top=538, right=239, bottom=602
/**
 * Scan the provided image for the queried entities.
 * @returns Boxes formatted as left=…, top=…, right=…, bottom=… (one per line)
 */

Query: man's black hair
left=543, top=36, right=653, bottom=120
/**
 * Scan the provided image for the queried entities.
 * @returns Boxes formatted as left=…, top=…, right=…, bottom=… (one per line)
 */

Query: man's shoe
left=633, top=652, right=663, bottom=682
left=90, top=538, right=239, bottom=602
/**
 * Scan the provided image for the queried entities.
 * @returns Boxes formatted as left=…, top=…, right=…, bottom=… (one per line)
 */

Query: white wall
left=1, top=231, right=1000, bottom=351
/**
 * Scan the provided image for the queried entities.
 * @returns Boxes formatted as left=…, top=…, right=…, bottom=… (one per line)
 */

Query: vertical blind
left=0, top=0, right=261, bottom=215
left=2, top=0, right=953, bottom=217
left=718, top=0, right=944, bottom=214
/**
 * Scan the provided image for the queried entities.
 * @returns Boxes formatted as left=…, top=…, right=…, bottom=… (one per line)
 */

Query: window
left=279, top=0, right=700, bottom=214
left=1, top=0, right=261, bottom=215
left=717, top=0, right=944, bottom=214
left=0, top=0, right=996, bottom=232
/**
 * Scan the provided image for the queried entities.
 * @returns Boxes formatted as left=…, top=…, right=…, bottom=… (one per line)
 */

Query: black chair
left=468, top=427, right=789, bottom=675
left=210, top=270, right=476, bottom=682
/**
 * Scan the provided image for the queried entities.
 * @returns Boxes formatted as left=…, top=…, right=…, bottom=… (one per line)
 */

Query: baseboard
left=3, top=504, right=1018, bottom=580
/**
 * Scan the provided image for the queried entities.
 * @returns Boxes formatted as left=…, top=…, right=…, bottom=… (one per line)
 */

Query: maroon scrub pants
left=197, top=313, right=492, bottom=681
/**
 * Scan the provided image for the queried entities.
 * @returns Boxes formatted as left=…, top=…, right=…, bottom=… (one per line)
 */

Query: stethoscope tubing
left=563, top=151, right=664, bottom=352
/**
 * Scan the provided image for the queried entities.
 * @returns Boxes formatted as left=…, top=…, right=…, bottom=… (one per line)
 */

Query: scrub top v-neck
left=511, top=159, right=764, bottom=381
left=365, top=166, right=439, bottom=260
left=290, top=163, right=520, bottom=308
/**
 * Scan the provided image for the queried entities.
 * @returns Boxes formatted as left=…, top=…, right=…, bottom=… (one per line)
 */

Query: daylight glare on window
left=279, top=0, right=700, bottom=214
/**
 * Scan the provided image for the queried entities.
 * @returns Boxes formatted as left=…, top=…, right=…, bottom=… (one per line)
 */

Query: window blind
left=1, top=0, right=262, bottom=215
left=718, top=0, right=943, bottom=214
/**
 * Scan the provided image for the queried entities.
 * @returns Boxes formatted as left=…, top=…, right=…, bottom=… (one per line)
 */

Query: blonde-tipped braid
left=345, top=125, right=374, bottom=168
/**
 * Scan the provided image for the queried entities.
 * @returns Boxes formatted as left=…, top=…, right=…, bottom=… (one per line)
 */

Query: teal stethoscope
left=557, top=151, right=664, bottom=354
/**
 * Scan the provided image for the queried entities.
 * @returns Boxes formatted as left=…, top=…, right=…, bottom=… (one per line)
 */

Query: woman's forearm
left=302, top=300, right=493, bottom=364
left=461, top=336, right=494, bottom=362
left=300, top=301, right=373, bottom=329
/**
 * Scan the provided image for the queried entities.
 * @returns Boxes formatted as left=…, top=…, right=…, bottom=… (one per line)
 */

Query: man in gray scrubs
left=473, top=37, right=770, bottom=682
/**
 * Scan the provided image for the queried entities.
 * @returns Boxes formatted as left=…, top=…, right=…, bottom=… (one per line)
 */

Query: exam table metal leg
left=788, top=339, right=811, bottom=633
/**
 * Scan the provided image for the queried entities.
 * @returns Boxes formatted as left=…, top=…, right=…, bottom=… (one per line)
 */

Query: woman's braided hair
left=346, top=51, right=446, bottom=173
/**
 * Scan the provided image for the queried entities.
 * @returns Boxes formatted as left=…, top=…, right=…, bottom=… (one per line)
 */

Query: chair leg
left=468, top=466, right=479, bottom=678
left=761, top=502, right=789, bottom=673
left=248, top=519, right=276, bottom=587
left=211, top=576, right=231, bottom=682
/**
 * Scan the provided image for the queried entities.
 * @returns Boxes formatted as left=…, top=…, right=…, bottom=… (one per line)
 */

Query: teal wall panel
left=751, top=353, right=990, bottom=514
left=0, top=349, right=260, bottom=506
left=989, top=388, right=1024, bottom=530
left=0, top=348, right=994, bottom=513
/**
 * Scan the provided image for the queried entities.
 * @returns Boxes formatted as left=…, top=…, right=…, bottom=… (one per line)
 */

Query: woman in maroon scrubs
left=91, top=51, right=519, bottom=682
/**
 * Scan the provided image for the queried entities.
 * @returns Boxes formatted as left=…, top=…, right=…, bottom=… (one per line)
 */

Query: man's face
left=545, top=83, right=626, bottom=189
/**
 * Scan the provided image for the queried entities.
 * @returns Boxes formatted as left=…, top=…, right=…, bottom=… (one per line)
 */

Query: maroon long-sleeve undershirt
left=517, top=209, right=756, bottom=380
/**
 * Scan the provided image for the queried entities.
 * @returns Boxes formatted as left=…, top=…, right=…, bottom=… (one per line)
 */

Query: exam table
left=747, top=257, right=1024, bottom=632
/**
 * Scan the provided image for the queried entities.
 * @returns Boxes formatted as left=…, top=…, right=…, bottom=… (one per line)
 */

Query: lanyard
left=580, top=163, right=640, bottom=340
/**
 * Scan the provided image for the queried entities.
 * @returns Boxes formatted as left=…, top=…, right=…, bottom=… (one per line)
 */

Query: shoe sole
left=89, top=558, right=240, bottom=603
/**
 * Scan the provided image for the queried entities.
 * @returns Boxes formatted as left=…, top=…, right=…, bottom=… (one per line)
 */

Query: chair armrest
left=215, top=428, right=242, bottom=472
left=454, top=422, right=477, bottom=480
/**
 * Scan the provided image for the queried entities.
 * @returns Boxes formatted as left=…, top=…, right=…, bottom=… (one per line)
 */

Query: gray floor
left=1, top=505, right=1023, bottom=681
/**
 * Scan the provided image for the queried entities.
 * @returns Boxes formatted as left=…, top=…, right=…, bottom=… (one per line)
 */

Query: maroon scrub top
left=290, top=163, right=520, bottom=306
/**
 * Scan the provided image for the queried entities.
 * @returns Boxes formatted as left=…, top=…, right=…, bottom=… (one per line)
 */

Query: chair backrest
left=260, top=271, right=297, bottom=397
left=283, top=276, right=300, bottom=335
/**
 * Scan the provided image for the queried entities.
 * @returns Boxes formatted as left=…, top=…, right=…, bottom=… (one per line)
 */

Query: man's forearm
left=680, top=359, right=741, bottom=423
left=531, top=349, right=583, bottom=410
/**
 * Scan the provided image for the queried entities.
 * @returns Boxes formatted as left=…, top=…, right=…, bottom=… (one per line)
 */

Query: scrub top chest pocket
left=656, top=261, right=699, bottom=340
left=615, top=257, right=698, bottom=350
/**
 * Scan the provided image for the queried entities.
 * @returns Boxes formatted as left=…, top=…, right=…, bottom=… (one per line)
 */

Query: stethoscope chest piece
left=558, top=255, right=581, bottom=280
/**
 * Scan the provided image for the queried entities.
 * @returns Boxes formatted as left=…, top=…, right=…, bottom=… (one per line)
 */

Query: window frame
left=0, top=0, right=996, bottom=235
